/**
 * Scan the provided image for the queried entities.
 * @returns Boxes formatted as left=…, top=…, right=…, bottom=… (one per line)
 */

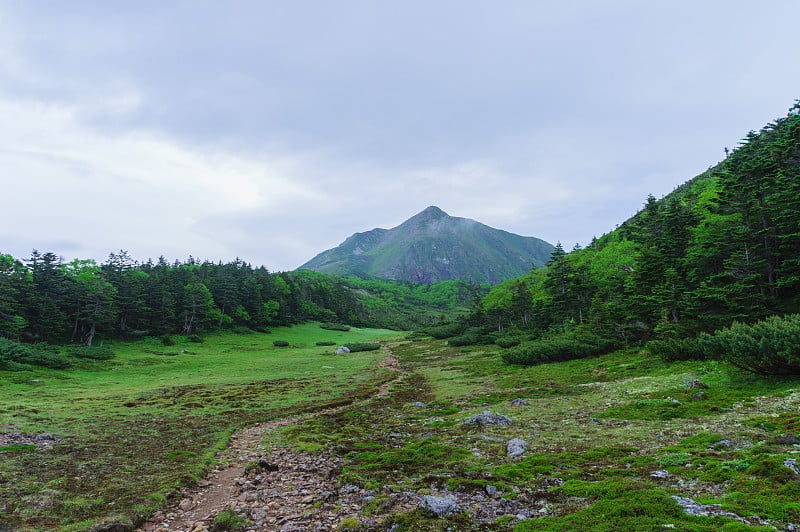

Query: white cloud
left=0, top=94, right=322, bottom=265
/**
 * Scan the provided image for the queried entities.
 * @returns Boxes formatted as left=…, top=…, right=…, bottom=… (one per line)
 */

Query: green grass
left=0, top=323, right=403, bottom=530
left=282, top=337, right=800, bottom=530
left=5, top=329, right=800, bottom=530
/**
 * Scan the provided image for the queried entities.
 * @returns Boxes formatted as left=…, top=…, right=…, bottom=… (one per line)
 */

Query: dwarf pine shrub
left=701, top=314, right=800, bottom=375
left=0, top=338, right=70, bottom=369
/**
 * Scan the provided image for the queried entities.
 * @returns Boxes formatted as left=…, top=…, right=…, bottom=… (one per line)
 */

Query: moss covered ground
left=282, top=337, right=800, bottom=531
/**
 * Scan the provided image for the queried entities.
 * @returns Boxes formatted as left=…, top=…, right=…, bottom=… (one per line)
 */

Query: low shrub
left=501, top=328, right=620, bottom=366
left=320, top=322, right=350, bottom=331
left=343, top=342, right=381, bottom=352
left=230, top=326, right=254, bottom=334
left=316, top=341, right=336, bottom=346
left=0, top=338, right=71, bottom=370
left=273, top=340, right=290, bottom=347
left=187, top=334, right=204, bottom=343
left=647, top=336, right=708, bottom=362
left=160, top=335, right=175, bottom=346
left=447, top=326, right=497, bottom=347
left=67, top=345, right=115, bottom=360
left=495, top=336, right=521, bottom=348
left=699, top=314, right=800, bottom=375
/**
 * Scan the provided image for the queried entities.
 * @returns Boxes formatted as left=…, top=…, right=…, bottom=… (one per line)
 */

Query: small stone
left=178, top=498, right=194, bottom=511
left=650, top=470, right=670, bottom=479
left=510, top=398, right=527, bottom=406
left=412, top=401, right=428, bottom=408
left=785, top=458, right=800, bottom=477
left=507, top=438, right=527, bottom=458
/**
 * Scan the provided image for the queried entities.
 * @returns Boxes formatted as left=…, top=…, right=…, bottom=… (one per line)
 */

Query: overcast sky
left=1, top=1, right=799, bottom=272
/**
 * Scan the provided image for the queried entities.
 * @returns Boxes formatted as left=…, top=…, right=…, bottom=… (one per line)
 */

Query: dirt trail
left=136, top=348, right=409, bottom=532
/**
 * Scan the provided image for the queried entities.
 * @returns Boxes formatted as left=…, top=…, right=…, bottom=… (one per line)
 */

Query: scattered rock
left=464, top=411, right=512, bottom=427
left=510, top=398, right=527, bottom=406
left=0, top=432, right=61, bottom=449
left=709, top=439, right=752, bottom=451
left=672, top=496, right=749, bottom=523
left=785, top=458, right=800, bottom=477
left=688, top=379, right=709, bottom=389
left=777, top=434, right=800, bottom=445
left=420, top=495, right=460, bottom=518
left=650, top=470, right=670, bottom=479
left=690, top=392, right=707, bottom=401
left=335, top=346, right=350, bottom=354
left=507, top=438, right=527, bottom=458
left=412, top=401, right=428, bottom=408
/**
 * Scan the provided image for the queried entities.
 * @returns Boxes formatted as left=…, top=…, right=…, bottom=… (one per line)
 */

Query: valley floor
left=4, top=332, right=800, bottom=531
left=137, top=339, right=800, bottom=532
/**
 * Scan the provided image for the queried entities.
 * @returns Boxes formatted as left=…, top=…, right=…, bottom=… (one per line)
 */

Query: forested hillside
left=440, top=102, right=800, bottom=372
left=0, top=250, right=480, bottom=348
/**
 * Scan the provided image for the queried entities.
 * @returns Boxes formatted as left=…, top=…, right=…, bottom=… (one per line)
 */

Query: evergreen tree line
left=0, top=251, right=378, bottom=345
left=442, top=102, right=800, bottom=372
left=0, top=248, right=481, bottom=347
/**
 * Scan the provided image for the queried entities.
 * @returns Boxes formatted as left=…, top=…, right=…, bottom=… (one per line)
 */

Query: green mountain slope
left=297, top=206, right=554, bottom=285
left=449, top=101, right=800, bottom=367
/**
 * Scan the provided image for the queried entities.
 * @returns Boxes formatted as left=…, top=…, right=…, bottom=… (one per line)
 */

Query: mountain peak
left=298, top=207, right=554, bottom=284
left=414, top=206, right=448, bottom=220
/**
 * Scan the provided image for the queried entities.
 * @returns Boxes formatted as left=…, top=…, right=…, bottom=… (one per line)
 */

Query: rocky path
left=136, top=350, right=412, bottom=532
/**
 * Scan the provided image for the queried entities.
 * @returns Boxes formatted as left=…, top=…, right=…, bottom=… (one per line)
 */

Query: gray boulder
left=335, top=346, right=350, bottom=354
left=420, top=495, right=460, bottom=517
left=464, top=411, right=512, bottom=427
left=506, top=438, right=527, bottom=458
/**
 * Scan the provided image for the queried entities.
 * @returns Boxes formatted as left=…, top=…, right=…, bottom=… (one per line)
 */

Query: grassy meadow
left=282, top=337, right=800, bottom=531
left=4, top=326, right=800, bottom=531
left=0, top=324, right=404, bottom=531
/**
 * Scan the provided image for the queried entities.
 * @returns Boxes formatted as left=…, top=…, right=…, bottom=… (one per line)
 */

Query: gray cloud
left=2, top=1, right=800, bottom=270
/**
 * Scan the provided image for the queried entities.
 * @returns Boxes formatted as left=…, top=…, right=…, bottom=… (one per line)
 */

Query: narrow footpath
left=136, top=351, right=411, bottom=532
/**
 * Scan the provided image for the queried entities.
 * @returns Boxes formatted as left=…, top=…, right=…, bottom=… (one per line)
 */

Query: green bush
left=647, top=336, right=708, bottom=362
left=495, top=336, right=521, bottom=348
left=316, top=341, right=336, bottom=346
left=273, top=340, right=290, bottom=347
left=501, top=329, right=620, bottom=366
left=700, top=314, right=800, bottom=375
left=160, top=335, right=175, bottom=346
left=320, top=322, right=350, bottom=331
left=187, top=334, right=204, bottom=343
left=0, top=338, right=71, bottom=370
left=447, top=326, right=497, bottom=347
left=231, top=326, right=254, bottom=334
left=343, top=342, right=381, bottom=352
left=67, top=345, right=115, bottom=360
